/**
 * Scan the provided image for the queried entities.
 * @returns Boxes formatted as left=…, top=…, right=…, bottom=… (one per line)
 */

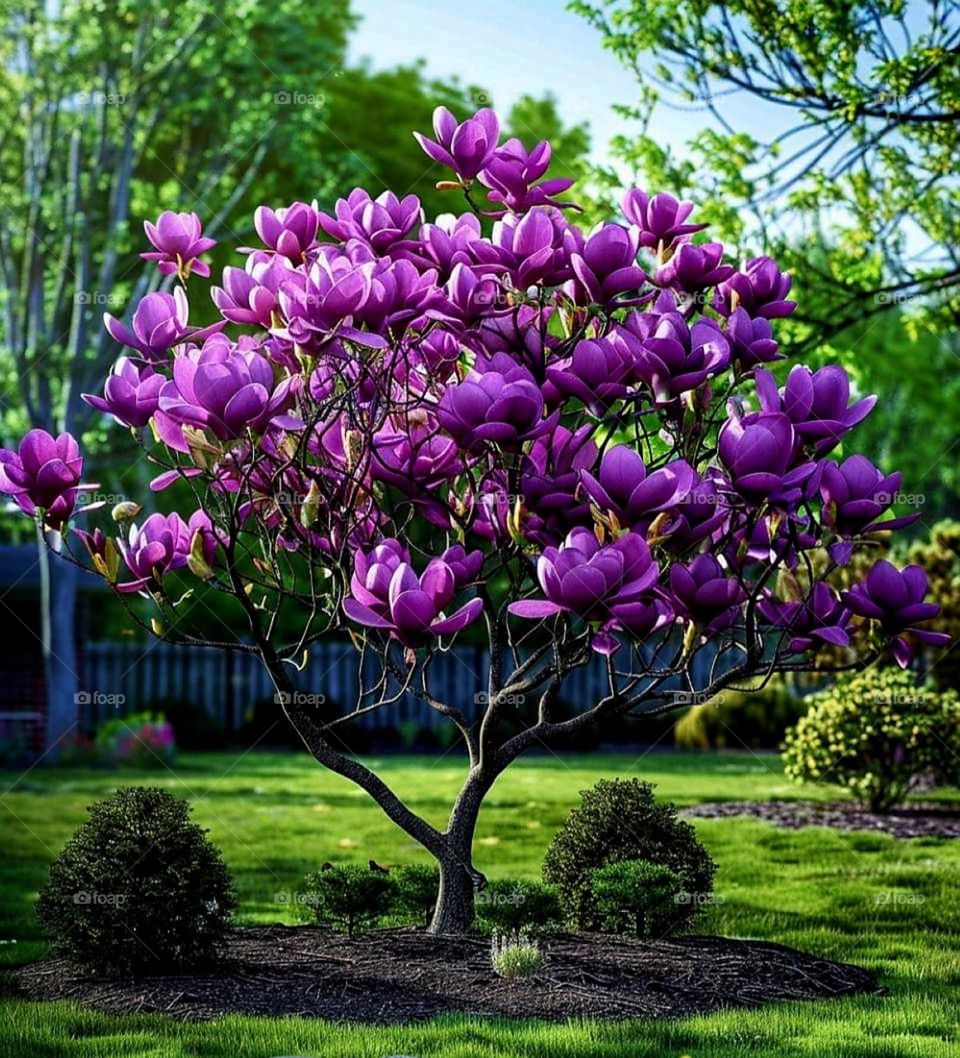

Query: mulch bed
left=683, top=800, right=960, bottom=839
left=11, top=925, right=881, bottom=1023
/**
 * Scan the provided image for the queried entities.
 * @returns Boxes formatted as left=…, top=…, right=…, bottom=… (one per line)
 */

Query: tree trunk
left=428, top=771, right=490, bottom=934
left=38, top=536, right=79, bottom=757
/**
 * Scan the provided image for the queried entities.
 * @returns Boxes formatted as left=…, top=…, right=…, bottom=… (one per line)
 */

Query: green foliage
left=475, top=879, right=562, bottom=936
left=904, top=521, right=960, bottom=688
left=542, top=778, right=715, bottom=929
left=36, top=787, right=235, bottom=975
left=302, top=865, right=396, bottom=937
left=783, top=669, right=960, bottom=812
left=390, top=864, right=439, bottom=928
left=589, top=859, right=684, bottom=937
left=674, top=679, right=804, bottom=749
left=490, top=933, right=543, bottom=979
left=147, top=698, right=225, bottom=751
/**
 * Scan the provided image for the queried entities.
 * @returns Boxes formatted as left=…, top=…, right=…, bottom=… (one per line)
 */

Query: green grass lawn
left=1, top=748, right=958, bottom=1057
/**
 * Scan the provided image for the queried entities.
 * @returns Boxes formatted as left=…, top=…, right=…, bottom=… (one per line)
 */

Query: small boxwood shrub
left=475, top=879, right=562, bottom=935
left=36, top=787, right=235, bottom=975
left=391, top=864, right=439, bottom=928
left=303, top=865, right=396, bottom=936
left=490, top=933, right=543, bottom=979
left=590, top=859, right=684, bottom=937
left=542, top=779, right=715, bottom=930
left=782, top=668, right=960, bottom=812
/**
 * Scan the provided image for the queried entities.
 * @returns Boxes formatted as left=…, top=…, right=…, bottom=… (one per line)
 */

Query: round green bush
left=36, top=787, right=235, bottom=976
left=782, top=668, right=960, bottom=812
left=302, top=865, right=396, bottom=936
left=391, top=864, right=439, bottom=928
left=475, top=879, right=562, bottom=935
left=589, top=859, right=684, bottom=937
left=542, top=778, right=715, bottom=930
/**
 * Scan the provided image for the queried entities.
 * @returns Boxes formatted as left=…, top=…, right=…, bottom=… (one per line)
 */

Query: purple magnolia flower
left=437, top=353, right=556, bottom=451
left=140, top=211, right=216, bottom=280
left=568, top=223, right=646, bottom=304
left=251, top=201, right=320, bottom=261
left=274, top=255, right=377, bottom=350
left=82, top=357, right=164, bottom=428
left=319, top=189, right=423, bottom=254
left=348, top=538, right=411, bottom=618
left=492, top=209, right=572, bottom=288
left=580, top=446, right=696, bottom=530
left=842, top=560, right=950, bottom=667
left=725, top=308, right=782, bottom=368
left=819, top=455, right=921, bottom=561
left=718, top=412, right=815, bottom=506
left=442, top=262, right=504, bottom=325
left=212, top=253, right=293, bottom=328
left=621, top=189, right=706, bottom=250
left=635, top=315, right=730, bottom=403
left=656, top=242, right=733, bottom=293
left=662, top=473, right=730, bottom=552
left=355, top=259, right=445, bottom=334
left=439, top=545, right=484, bottom=588
left=105, top=288, right=223, bottom=363
left=343, top=547, right=483, bottom=647
left=117, top=510, right=215, bottom=593
left=755, top=365, right=876, bottom=455
left=715, top=256, right=796, bottom=319
left=759, top=582, right=852, bottom=653
left=508, top=527, right=661, bottom=654
left=545, top=334, right=642, bottom=413
left=157, top=335, right=300, bottom=441
left=371, top=421, right=461, bottom=524
left=413, top=106, right=500, bottom=182
left=397, top=213, right=490, bottom=282
left=0, top=429, right=84, bottom=530
left=478, top=138, right=575, bottom=213
left=520, top=425, right=598, bottom=545
left=669, top=554, right=745, bottom=635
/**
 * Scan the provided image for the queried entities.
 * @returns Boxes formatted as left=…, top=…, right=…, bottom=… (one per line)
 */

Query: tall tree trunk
left=38, top=533, right=79, bottom=756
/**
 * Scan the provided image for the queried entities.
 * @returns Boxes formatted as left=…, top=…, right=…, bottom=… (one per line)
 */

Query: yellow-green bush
left=782, top=669, right=960, bottom=812
left=674, top=678, right=803, bottom=749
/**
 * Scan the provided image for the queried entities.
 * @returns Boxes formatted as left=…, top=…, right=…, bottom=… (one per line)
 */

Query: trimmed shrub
left=674, top=678, right=804, bottom=749
left=94, top=711, right=175, bottom=767
left=36, top=787, right=235, bottom=975
left=782, top=669, right=960, bottom=812
left=490, top=933, right=543, bottom=979
left=542, top=779, right=715, bottom=930
left=589, top=859, right=684, bottom=937
left=391, top=864, right=439, bottom=928
left=475, top=879, right=562, bottom=935
left=303, top=865, right=396, bottom=936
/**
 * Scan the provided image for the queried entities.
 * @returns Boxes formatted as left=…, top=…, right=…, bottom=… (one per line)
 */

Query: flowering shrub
left=782, top=669, right=960, bottom=812
left=94, top=711, right=176, bottom=767
left=0, top=103, right=948, bottom=931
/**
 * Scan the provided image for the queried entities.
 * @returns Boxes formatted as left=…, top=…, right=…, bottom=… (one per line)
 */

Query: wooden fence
left=78, top=638, right=719, bottom=736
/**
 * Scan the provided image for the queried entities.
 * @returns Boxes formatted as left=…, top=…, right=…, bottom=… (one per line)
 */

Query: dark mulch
left=11, top=925, right=881, bottom=1023
left=684, top=800, right=960, bottom=838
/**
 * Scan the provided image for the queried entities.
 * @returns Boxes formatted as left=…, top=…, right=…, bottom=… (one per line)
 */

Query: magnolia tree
left=0, top=107, right=948, bottom=932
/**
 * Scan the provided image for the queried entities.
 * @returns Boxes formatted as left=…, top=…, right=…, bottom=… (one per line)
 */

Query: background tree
left=574, top=0, right=960, bottom=518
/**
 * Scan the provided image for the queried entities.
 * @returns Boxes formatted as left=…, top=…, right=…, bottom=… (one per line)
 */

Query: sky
left=348, top=0, right=668, bottom=167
